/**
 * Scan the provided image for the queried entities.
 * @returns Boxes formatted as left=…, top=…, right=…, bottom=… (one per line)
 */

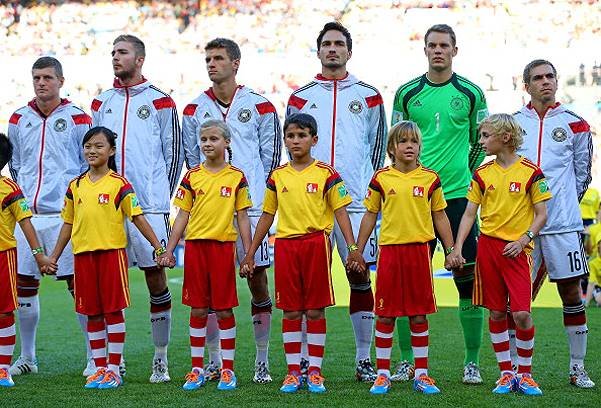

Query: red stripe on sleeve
left=183, top=104, right=198, bottom=116
left=287, top=94, right=307, bottom=110
left=153, top=96, right=176, bottom=110
left=91, top=99, right=102, bottom=112
left=256, top=101, right=276, bottom=115
left=366, top=93, right=383, bottom=108
left=569, top=120, right=590, bottom=134
left=72, top=114, right=92, bottom=125
left=9, top=113, right=22, bottom=125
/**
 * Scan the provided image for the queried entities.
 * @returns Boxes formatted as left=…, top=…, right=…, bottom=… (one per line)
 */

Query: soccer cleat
left=390, top=360, right=415, bottom=382
left=253, top=361, right=273, bottom=384
left=83, top=357, right=96, bottom=377
left=149, top=358, right=171, bottom=383
left=413, top=374, right=441, bottom=394
left=280, top=373, right=302, bottom=393
left=307, top=371, right=326, bottom=393
left=370, top=374, right=391, bottom=395
left=355, top=358, right=377, bottom=382
left=97, top=370, right=122, bottom=389
left=84, top=368, right=107, bottom=389
left=569, top=364, right=595, bottom=388
left=492, top=373, right=516, bottom=394
left=300, top=357, right=309, bottom=383
left=8, top=356, right=38, bottom=376
left=0, top=368, right=15, bottom=387
left=119, top=358, right=126, bottom=378
left=217, top=369, right=237, bottom=390
left=182, top=368, right=205, bottom=391
left=517, top=375, right=543, bottom=396
left=462, top=362, right=483, bottom=384
left=204, top=361, right=220, bottom=382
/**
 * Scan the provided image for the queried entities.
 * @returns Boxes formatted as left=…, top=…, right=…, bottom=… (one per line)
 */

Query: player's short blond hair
left=387, top=121, right=422, bottom=163
left=478, top=113, right=524, bottom=151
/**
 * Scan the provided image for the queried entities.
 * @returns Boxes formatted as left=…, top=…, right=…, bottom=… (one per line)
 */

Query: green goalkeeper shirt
left=392, top=73, right=488, bottom=200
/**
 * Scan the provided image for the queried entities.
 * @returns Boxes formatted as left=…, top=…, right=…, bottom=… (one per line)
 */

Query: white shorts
left=234, top=215, right=270, bottom=268
left=125, top=213, right=170, bottom=268
left=531, top=232, right=589, bottom=297
left=15, top=215, right=74, bottom=280
left=332, top=211, right=378, bottom=264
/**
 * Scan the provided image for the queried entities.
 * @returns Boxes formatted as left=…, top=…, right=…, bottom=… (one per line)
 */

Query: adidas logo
left=26, top=122, right=32, bottom=128
left=388, top=188, right=396, bottom=195
left=310, top=103, right=317, bottom=109
left=413, top=100, right=422, bottom=107
left=282, top=187, right=288, bottom=193
left=203, top=112, right=211, bottom=118
left=106, top=108, right=112, bottom=113
left=487, top=185, right=495, bottom=191
left=198, top=189, right=205, bottom=195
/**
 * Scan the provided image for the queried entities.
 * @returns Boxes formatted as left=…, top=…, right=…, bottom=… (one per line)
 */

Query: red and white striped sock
left=87, top=318, right=107, bottom=369
left=374, top=320, right=394, bottom=376
left=489, top=318, right=512, bottom=375
left=410, top=321, right=429, bottom=378
left=106, top=311, right=125, bottom=375
left=190, top=315, right=207, bottom=371
left=0, top=314, right=16, bottom=370
left=218, top=315, right=236, bottom=371
left=307, top=318, right=326, bottom=375
left=282, top=318, right=302, bottom=374
left=516, top=326, right=535, bottom=375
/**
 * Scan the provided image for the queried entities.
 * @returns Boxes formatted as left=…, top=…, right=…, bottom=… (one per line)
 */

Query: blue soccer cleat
left=97, top=369, right=122, bottom=389
left=492, top=373, right=516, bottom=394
left=280, top=373, right=302, bottom=393
left=307, top=371, right=326, bottom=393
left=182, top=368, right=205, bottom=391
left=84, top=368, right=106, bottom=389
left=0, top=368, right=15, bottom=387
left=370, top=374, right=391, bottom=395
left=413, top=374, right=441, bottom=394
left=217, top=369, right=237, bottom=390
left=517, top=375, right=542, bottom=396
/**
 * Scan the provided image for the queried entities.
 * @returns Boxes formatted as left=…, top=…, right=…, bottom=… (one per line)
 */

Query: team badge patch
left=348, top=100, right=363, bottom=114
left=53, top=118, right=67, bottom=132
left=551, top=127, right=567, bottom=142
left=238, top=109, right=252, bottom=123
left=137, top=105, right=151, bottom=120
left=413, top=186, right=424, bottom=197
left=476, top=108, right=488, bottom=124
left=306, top=183, right=318, bottom=193
left=365, top=189, right=371, bottom=199
left=539, top=180, right=549, bottom=193
left=220, top=186, right=232, bottom=197
left=98, top=193, right=110, bottom=204
left=131, top=196, right=139, bottom=208
left=176, top=188, right=185, bottom=200
left=391, top=110, right=403, bottom=124
left=450, top=96, right=464, bottom=110
left=337, top=185, right=348, bottom=198
left=509, top=182, right=521, bottom=193
left=19, top=200, right=30, bottom=212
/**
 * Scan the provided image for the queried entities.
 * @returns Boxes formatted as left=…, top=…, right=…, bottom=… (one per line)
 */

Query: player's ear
left=312, top=134, right=318, bottom=146
left=452, top=46, right=458, bottom=57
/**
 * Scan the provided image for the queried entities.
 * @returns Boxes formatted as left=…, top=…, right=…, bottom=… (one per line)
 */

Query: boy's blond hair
left=479, top=113, right=524, bottom=151
left=387, top=121, right=422, bottom=163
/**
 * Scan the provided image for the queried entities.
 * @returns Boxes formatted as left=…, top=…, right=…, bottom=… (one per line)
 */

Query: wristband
left=31, top=247, right=44, bottom=256
left=444, top=246, right=454, bottom=256
left=154, top=247, right=166, bottom=257
left=525, top=230, right=535, bottom=241
left=347, top=243, right=359, bottom=252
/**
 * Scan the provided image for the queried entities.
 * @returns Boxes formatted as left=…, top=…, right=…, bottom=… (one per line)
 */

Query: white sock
left=206, top=313, right=221, bottom=365
left=150, top=310, right=171, bottom=361
left=77, top=313, right=92, bottom=359
left=350, top=311, right=374, bottom=362
left=253, top=312, right=271, bottom=365
left=17, top=295, right=39, bottom=360
left=300, top=315, right=308, bottom=361
left=508, top=329, right=517, bottom=368
left=566, top=324, right=588, bottom=367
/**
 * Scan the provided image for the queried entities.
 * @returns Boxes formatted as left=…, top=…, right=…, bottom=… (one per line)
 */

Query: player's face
left=424, top=32, right=457, bottom=72
left=391, top=134, right=420, bottom=165
left=84, top=132, right=115, bottom=169
left=112, top=41, right=144, bottom=80
left=478, top=125, right=506, bottom=155
left=525, top=64, right=558, bottom=105
left=200, top=126, right=229, bottom=161
left=32, top=67, right=64, bottom=102
left=205, top=48, right=239, bottom=84
left=284, top=124, right=317, bottom=160
left=317, top=30, right=351, bottom=70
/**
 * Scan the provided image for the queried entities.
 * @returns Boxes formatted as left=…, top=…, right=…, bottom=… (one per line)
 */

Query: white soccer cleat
left=203, top=361, right=220, bottom=382
left=253, top=361, right=273, bottom=384
left=149, top=358, right=171, bottom=383
left=83, top=357, right=97, bottom=377
left=570, top=364, right=595, bottom=388
left=9, top=356, right=38, bottom=376
left=463, top=362, right=483, bottom=384
left=390, top=360, right=415, bottom=382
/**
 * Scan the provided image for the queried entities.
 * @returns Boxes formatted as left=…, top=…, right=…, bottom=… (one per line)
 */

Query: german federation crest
left=450, top=96, right=464, bottom=110
left=238, top=109, right=252, bottom=123
left=137, top=105, right=151, bottom=120
left=348, top=100, right=363, bottom=114
left=551, top=127, right=567, bottom=142
left=54, top=118, right=67, bottom=132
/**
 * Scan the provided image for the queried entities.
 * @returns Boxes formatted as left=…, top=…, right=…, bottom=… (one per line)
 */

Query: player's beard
left=114, top=66, right=137, bottom=82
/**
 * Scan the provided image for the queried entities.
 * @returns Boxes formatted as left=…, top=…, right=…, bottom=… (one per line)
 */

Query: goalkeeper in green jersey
left=391, top=24, right=488, bottom=385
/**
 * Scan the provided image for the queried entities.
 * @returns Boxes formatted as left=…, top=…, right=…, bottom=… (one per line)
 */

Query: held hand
left=346, top=250, right=367, bottom=278
left=157, top=251, right=176, bottom=268
left=240, top=255, right=256, bottom=279
left=502, top=241, right=524, bottom=258
left=37, top=255, right=57, bottom=275
left=444, top=249, right=465, bottom=270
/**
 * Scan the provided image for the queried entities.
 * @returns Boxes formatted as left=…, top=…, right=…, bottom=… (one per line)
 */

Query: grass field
left=3, top=261, right=600, bottom=407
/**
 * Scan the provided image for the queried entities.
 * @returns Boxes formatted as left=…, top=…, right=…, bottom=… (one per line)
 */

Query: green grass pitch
left=3, top=259, right=599, bottom=407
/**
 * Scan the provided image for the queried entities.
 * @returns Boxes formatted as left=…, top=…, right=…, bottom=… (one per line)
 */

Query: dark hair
left=284, top=113, right=318, bottom=136
left=0, top=133, right=12, bottom=171
left=523, top=59, right=557, bottom=83
left=316, top=21, right=352, bottom=52
left=113, top=34, right=146, bottom=57
left=424, top=24, right=456, bottom=47
left=77, top=126, right=118, bottom=185
left=205, top=38, right=241, bottom=61
left=32, top=56, right=63, bottom=78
